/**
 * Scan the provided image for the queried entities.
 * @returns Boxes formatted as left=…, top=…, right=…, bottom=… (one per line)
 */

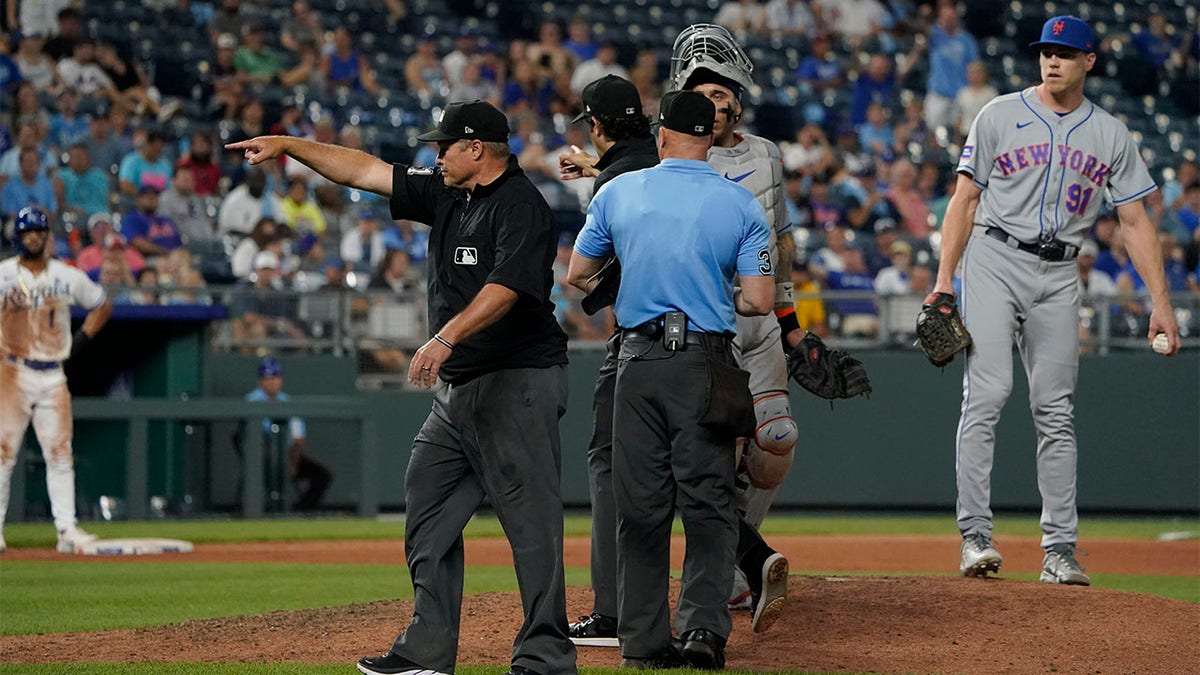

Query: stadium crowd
left=1, top=0, right=1197, bottom=359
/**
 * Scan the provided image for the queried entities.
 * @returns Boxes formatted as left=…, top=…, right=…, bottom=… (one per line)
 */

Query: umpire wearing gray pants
left=568, top=91, right=775, bottom=670
left=227, top=100, right=576, bottom=675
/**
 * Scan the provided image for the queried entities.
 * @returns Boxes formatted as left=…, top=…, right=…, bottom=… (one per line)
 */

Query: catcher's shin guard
left=743, top=392, right=795, bottom=490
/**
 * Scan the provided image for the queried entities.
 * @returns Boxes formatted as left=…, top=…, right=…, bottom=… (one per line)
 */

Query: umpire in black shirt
left=228, top=101, right=577, bottom=675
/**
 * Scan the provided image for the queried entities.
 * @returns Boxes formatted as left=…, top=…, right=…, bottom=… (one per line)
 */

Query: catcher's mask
left=668, top=23, right=754, bottom=98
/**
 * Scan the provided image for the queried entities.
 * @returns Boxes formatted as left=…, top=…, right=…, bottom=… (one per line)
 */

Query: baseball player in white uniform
left=1, top=208, right=112, bottom=554
left=669, top=24, right=801, bottom=607
left=932, top=16, right=1180, bottom=585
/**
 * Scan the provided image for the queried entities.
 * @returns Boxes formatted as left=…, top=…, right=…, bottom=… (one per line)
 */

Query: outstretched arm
left=225, top=136, right=394, bottom=197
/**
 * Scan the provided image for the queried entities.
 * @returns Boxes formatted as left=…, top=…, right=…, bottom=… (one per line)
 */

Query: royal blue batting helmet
left=14, top=207, right=50, bottom=234
left=257, top=357, right=283, bottom=378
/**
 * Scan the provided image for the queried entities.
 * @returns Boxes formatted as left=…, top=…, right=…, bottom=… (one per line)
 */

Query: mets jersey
left=0, top=257, right=106, bottom=362
left=959, top=87, right=1156, bottom=245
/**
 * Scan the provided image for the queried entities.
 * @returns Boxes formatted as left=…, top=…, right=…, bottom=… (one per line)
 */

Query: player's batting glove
left=916, top=292, right=972, bottom=367
left=69, top=329, right=92, bottom=361
left=786, top=331, right=872, bottom=399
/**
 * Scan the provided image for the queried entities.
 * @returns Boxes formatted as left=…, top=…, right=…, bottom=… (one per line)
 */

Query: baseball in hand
left=1152, top=333, right=1169, bottom=354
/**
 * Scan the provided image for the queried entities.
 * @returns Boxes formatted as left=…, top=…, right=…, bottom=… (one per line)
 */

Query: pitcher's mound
left=2, top=576, right=1195, bottom=673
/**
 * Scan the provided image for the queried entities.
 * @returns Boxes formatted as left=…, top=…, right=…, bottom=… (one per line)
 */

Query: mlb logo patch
left=960, top=145, right=974, bottom=161
left=455, top=247, right=478, bottom=265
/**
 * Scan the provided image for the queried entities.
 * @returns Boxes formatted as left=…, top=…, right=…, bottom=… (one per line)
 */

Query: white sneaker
left=750, top=552, right=789, bottom=633
left=57, top=527, right=99, bottom=554
left=960, top=533, right=1003, bottom=577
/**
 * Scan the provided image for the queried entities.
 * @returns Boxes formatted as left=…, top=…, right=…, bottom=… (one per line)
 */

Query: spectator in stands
left=234, top=23, right=283, bottom=86
left=322, top=25, right=380, bottom=94
left=161, top=260, right=212, bottom=306
left=159, top=164, right=217, bottom=244
left=47, top=88, right=88, bottom=153
left=713, top=0, right=767, bottom=36
left=782, top=170, right=805, bottom=227
left=232, top=217, right=280, bottom=279
left=527, top=20, right=576, bottom=81
left=844, top=165, right=901, bottom=233
left=129, top=267, right=161, bottom=305
left=954, top=61, right=997, bottom=142
left=177, top=132, right=221, bottom=197
left=405, top=37, right=446, bottom=100
left=122, top=185, right=183, bottom=257
left=1130, top=10, right=1181, bottom=69
left=813, top=0, right=890, bottom=46
left=0, top=50, right=22, bottom=94
left=849, top=54, right=897, bottom=128
left=796, top=33, right=845, bottom=93
left=893, top=99, right=933, bottom=155
left=83, top=109, right=128, bottom=175
left=1077, top=239, right=1116, bottom=297
left=812, top=245, right=879, bottom=337
left=380, top=0, right=409, bottom=27
left=0, top=148, right=57, bottom=220
left=811, top=222, right=852, bottom=272
left=7, top=82, right=49, bottom=138
left=219, top=166, right=281, bottom=236
left=340, top=209, right=386, bottom=273
left=12, top=31, right=58, bottom=91
left=448, top=59, right=499, bottom=106
left=0, top=121, right=57, bottom=185
left=443, top=28, right=480, bottom=89
left=886, top=158, right=931, bottom=237
left=928, top=172, right=957, bottom=230
left=233, top=99, right=267, bottom=145
left=8, top=0, right=67, bottom=36
left=805, top=172, right=848, bottom=233
left=764, top=0, right=817, bottom=36
left=782, top=122, right=835, bottom=177
left=910, top=3, right=978, bottom=134
left=862, top=216, right=899, bottom=275
left=279, top=177, right=327, bottom=236
left=874, top=239, right=914, bottom=295
left=43, top=7, right=83, bottom=62
left=77, top=213, right=146, bottom=281
left=56, top=39, right=116, bottom=99
left=118, top=130, right=172, bottom=196
left=231, top=250, right=306, bottom=348
left=209, top=0, right=249, bottom=49
left=790, top=258, right=827, bottom=336
left=99, top=255, right=138, bottom=302
left=280, top=0, right=324, bottom=55
left=858, top=102, right=895, bottom=157
left=271, top=100, right=313, bottom=139
left=1162, top=160, right=1197, bottom=212
left=1175, top=182, right=1200, bottom=241
left=384, top=218, right=429, bottom=270
left=61, top=142, right=110, bottom=217
left=570, top=41, right=628, bottom=94
left=369, top=247, right=421, bottom=293
left=206, top=32, right=244, bottom=120
left=1093, top=224, right=1128, bottom=280
left=502, top=59, right=552, bottom=116
left=563, top=16, right=597, bottom=62
left=95, top=41, right=181, bottom=123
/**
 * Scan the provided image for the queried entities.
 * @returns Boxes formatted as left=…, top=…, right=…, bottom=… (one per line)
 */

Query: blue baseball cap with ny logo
left=1030, top=16, right=1096, bottom=53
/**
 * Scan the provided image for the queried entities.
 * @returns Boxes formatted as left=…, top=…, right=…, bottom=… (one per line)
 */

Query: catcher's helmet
left=257, top=357, right=283, bottom=378
left=668, top=24, right=755, bottom=96
left=14, top=207, right=50, bottom=234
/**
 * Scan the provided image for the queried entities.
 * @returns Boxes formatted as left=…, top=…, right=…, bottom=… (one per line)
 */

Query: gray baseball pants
left=389, top=365, right=578, bottom=675
left=956, top=229, right=1081, bottom=550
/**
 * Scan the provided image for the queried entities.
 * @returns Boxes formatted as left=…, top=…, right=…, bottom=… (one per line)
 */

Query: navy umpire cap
left=257, top=357, right=283, bottom=378
left=657, top=90, right=716, bottom=136
left=416, top=100, right=509, bottom=142
left=14, top=207, right=50, bottom=233
left=572, top=75, right=643, bottom=124
left=1030, top=16, right=1096, bottom=53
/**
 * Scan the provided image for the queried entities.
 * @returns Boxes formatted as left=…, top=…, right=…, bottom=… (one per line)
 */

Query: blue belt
left=5, top=354, right=61, bottom=370
left=983, top=226, right=1079, bottom=262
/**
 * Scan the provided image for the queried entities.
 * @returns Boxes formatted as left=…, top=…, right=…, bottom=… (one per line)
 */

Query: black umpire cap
left=572, top=75, right=643, bottom=124
left=656, top=90, right=716, bottom=137
left=416, top=100, right=510, bottom=143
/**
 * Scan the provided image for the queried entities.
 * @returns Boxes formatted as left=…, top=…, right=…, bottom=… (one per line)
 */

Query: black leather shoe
left=357, top=651, right=446, bottom=675
left=504, top=666, right=538, bottom=675
left=568, top=611, right=618, bottom=647
left=619, top=644, right=688, bottom=669
left=681, top=628, right=726, bottom=670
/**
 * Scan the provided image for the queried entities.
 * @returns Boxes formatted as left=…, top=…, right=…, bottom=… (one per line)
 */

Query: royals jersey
left=959, top=87, right=1156, bottom=245
left=708, top=133, right=789, bottom=257
left=0, top=257, right=106, bottom=362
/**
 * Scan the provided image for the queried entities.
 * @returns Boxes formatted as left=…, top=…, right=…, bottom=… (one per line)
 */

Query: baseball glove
left=787, top=331, right=872, bottom=400
left=916, top=292, right=972, bottom=367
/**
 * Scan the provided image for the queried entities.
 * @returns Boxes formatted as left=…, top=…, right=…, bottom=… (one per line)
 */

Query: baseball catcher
left=916, top=292, right=972, bottom=366
left=786, top=331, right=872, bottom=400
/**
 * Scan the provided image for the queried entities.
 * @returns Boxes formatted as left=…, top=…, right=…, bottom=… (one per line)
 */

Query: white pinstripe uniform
left=0, top=257, right=106, bottom=537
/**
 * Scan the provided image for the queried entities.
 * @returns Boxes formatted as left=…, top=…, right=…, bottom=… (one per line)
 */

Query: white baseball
left=1152, top=333, right=1169, bottom=354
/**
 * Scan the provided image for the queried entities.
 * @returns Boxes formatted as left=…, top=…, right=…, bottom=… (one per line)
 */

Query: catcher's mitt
left=916, top=292, right=972, bottom=367
left=787, top=331, right=872, bottom=400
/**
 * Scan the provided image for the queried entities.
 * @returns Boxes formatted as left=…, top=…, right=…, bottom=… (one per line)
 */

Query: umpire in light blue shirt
left=567, top=90, right=774, bottom=670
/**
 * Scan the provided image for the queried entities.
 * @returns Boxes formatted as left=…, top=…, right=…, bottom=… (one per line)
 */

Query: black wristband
left=70, top=329, right=92, bottom=359
left=776, top=309, right=801, bottom=336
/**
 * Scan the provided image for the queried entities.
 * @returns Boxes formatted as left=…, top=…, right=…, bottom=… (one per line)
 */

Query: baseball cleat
left=1040, top=546, right=1091, bottom=586
left=356, top=651, right=449, bottom=675
left=750, top=552, right=789, bottom=633
left=56, top=527, right=99, bottom=554
left=959, top=533, right=1003, bottom=577
left=568, top=612, right=618, bottom=647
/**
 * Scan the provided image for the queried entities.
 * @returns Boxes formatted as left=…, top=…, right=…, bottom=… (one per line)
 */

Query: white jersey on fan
left=0, top=257, right=106, bottom=362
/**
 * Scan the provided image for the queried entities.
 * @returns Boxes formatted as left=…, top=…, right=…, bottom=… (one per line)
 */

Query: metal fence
left=171, top=285, right=1200, bottom=386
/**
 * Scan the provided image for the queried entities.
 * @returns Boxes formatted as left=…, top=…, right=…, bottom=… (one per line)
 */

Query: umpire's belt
left=4, top=354, right=61, bottom=370
left=981, top=226, right=1078, bottom=262
left=621, top=320, right=732, bottom=350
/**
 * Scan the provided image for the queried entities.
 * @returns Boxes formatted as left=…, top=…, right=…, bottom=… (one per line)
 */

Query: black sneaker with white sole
left=356, top=651, right=449, bottom=675
left=568, top=611, right=618, bottom=647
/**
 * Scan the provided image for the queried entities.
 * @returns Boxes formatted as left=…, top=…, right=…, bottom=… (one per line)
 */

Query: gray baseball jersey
left=960, top=87, right=1156, bottom=245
